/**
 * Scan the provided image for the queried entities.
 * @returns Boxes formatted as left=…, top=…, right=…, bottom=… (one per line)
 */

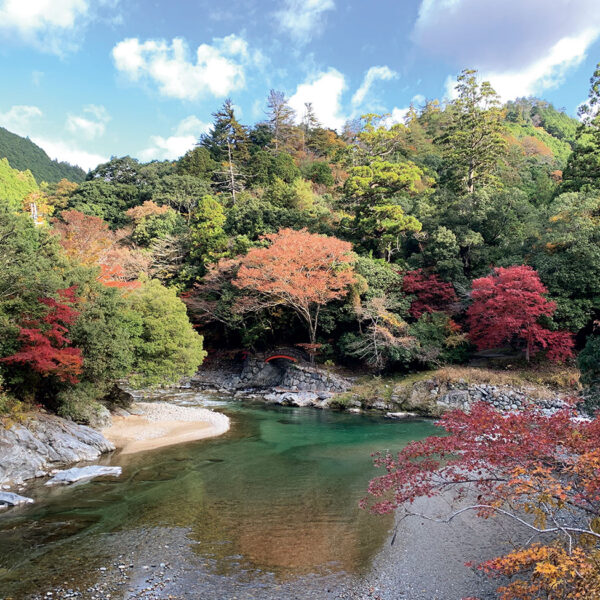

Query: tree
left=344, top=159, right=426, bottom=260
left=438, top=69, right=507, bottom=193
left=126, top=279, right=206, bottom=386
left=343, top=296, right=414, bottom=370
left=201, top=100, right=249, bottom=203
left=466, top=266, right=574, bottom=362
left=189, top=195, right=228, bottom=270
left=265, top=89, right=296, bottom=153
left=53, top=210, right=115, bottom=265
left=402, top=269, right=458, bottom=319
left=176, top=146, right=216, bottom=179
left=561, top=62, right=600, bottom=193
left=232, top=228, right=357, bottom=345
left=1, top=287, right=83, bottom=385
left=362, top=403, right=600, bottom=600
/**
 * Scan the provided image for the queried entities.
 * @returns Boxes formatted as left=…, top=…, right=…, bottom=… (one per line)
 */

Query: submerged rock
left=45, top=465, right=122, bottom=486
left=0, top=491, right=34, bottom=507
left=0, top=412, right=115, bottom=487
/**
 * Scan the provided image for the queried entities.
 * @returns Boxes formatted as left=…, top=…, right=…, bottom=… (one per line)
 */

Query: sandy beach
left=102, top=401, right=230, bottom=454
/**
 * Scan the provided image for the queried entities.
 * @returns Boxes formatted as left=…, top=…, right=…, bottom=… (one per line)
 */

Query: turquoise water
left=0, top=397, right=437, bottom=598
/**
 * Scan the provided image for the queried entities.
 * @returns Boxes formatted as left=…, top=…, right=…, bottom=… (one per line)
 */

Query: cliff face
left=0, top=412, right=114, bottom=486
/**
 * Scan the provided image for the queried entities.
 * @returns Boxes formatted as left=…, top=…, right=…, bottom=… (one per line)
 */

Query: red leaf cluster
left=402, top=269, right=458, bottom=318
left=466, top=266, right=574, bottom=362
left=1, top=287, right=83, bottom=384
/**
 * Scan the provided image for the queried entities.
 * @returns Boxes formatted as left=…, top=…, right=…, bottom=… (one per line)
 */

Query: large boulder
left=0, top=413, right=115, bottom=487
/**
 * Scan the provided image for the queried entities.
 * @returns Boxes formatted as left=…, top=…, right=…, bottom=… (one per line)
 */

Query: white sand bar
left=102, top=402, right=230, bottom=455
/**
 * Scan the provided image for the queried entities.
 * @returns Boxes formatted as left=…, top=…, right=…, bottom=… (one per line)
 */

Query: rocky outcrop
left=347, top=377, right=569, bottom=417
left=45, top=465, right=122, bottom=486
left=0, top=412, right=115, bottom=487
left=0, top=491, right=34, bottom=507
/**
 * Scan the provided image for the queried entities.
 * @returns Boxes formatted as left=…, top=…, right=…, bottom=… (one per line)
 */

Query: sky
left=1, top=0, right=600, bottom=171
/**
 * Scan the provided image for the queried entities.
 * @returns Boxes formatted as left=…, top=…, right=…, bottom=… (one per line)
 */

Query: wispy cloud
left=275, top=0, right=335, bottom=44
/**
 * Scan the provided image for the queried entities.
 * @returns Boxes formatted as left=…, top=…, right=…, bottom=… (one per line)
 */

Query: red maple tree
left=1, top=287, right=83, bottom=384
left=466, top=265, right=574, bottom=362
left=362, top=402, right=600, bottom=599
left=232, top=228, right=357, bottom=345
left=402, top=269, right=458, bottom=318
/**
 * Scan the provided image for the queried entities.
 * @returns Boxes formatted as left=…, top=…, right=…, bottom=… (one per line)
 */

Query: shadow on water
left=0, top=397, right=437, bottom=597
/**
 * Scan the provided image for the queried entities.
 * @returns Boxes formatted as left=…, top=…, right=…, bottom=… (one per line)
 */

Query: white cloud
left=32, top=136, right=107, bottom=171
left=0, top=105, right=43, bottom=136
left=289, top=68, right=347, bottom=131
left=414, top=0, right=600, bottom=101
left=0, top=0, right=118, bottom=55
left=484, top=30, right=599, bottom=100
left=351, top=66, right=398, bottom=107
left=383, top=107, right=410, bottom=127
left=275, top=0, right=334, bottom=44
left=112, top=35, right=256, bottom=100
left=139, top=115, right=211, bottom=161
left=66, top=104, right=110, bottom=140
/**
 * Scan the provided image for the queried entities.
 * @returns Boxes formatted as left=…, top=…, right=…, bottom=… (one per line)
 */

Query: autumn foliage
left=467, top=266, right=574, bottom=362
left=363, top=402, right=600, bottom=599
left=402, top=268, right=458, bottom=318
left=53, top=210, right=115, bottom=266
left=233, top=228, right=357, bottom=344
left=1, top=287, right=83, bottom=384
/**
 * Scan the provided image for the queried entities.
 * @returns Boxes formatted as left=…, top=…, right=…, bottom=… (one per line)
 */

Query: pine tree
left=265, top=90, right=296, bottom=153
left=561, top=63, right=600, bottom=193
left=438, top=69, right=507, bottom=194
left=200, top=100, right=249, bottom=204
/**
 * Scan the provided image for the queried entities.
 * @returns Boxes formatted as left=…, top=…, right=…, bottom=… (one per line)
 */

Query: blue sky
left=1, top=0, right=600, bottom=171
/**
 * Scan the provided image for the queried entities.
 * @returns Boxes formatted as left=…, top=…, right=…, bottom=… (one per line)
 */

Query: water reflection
left=0, top=398, right=436, bottom=597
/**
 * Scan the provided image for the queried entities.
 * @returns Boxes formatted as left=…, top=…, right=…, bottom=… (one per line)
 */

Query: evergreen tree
left=265, top=90, right=297, bottom=153
left=438, top=69, right=507, bottom=194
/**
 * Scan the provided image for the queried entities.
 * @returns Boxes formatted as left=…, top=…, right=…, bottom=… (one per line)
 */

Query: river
left=0, top=393, right=438, bottom=599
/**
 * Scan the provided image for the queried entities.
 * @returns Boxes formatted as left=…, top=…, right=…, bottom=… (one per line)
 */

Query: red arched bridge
left=250, top=346, right=310, bottom=364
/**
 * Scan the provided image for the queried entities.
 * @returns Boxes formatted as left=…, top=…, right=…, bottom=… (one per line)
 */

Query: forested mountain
left=0, top=126, right=86, bottom=184
left=3, top=66, right=600, bottom=424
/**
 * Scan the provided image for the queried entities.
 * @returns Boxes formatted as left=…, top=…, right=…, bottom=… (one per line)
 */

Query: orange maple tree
left=363, top=402, right=600, bottom=599
left=53, top=210, right=116, bottom=265
left=232, top=228, right=357, bottom=345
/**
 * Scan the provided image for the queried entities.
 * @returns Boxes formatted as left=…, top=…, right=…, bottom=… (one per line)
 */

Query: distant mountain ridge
left=0, top=127, right=86, bottom=184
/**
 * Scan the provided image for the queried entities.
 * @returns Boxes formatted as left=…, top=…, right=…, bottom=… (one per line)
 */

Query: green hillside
left=0, top=126, right=86, bottom=184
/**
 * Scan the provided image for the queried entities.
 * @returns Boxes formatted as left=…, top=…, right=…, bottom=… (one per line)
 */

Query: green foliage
left=127, top=279, right=206, bottom=387
left=532, top=192, right=600, bottom=331
left=578, top=334, right=600, bottom=412
left=0, top=126, right=85, bottom=183
left=438, top=69, right=507, bottom=193
left=67, top=180, right=143, bottom=228
left=189, top=195, right=228, bottom=269
left=176, top=146, right=216, bottom=179
left=131, top=209, right=184, bottom=246
left=301, top=161, right=335, bottom=186
left=0, top=158, right=39, bottom=210
left=410, top=312, right=469, bottom=367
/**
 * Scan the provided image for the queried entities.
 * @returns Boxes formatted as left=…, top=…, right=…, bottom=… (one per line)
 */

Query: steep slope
left=0, top=127, right=86, bottom=183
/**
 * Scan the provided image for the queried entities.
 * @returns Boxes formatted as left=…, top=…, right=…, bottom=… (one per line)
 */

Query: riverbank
left=102, top=401, right=230, bottom=454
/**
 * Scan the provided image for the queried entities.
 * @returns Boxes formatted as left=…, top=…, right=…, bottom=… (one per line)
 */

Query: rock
left=371, top=400, right=388, bottom=410
left=45, top=465, right=122, bottom=486
left=385, top=411, right=419, bottom=420
left=86, top=405, right=112, bottom=430
left=0, top=413, right=115, bottom=487
left=0, top=491, right=34, bottom=506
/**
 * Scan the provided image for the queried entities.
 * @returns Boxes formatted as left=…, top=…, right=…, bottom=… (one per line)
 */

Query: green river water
left=0, top=394, right=437, bottom=599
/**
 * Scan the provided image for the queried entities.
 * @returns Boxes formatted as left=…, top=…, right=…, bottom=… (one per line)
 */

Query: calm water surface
left=0, top=394, right=437, bottom=598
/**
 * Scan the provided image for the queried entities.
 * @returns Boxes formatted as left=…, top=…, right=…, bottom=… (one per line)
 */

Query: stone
left=0, top=491, right=34, bottom=506
left=45, top=465, right=122, bottom=486
left=0, top=413, right=115, bottom=487
left=385, top=411, right=419, bottom=420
